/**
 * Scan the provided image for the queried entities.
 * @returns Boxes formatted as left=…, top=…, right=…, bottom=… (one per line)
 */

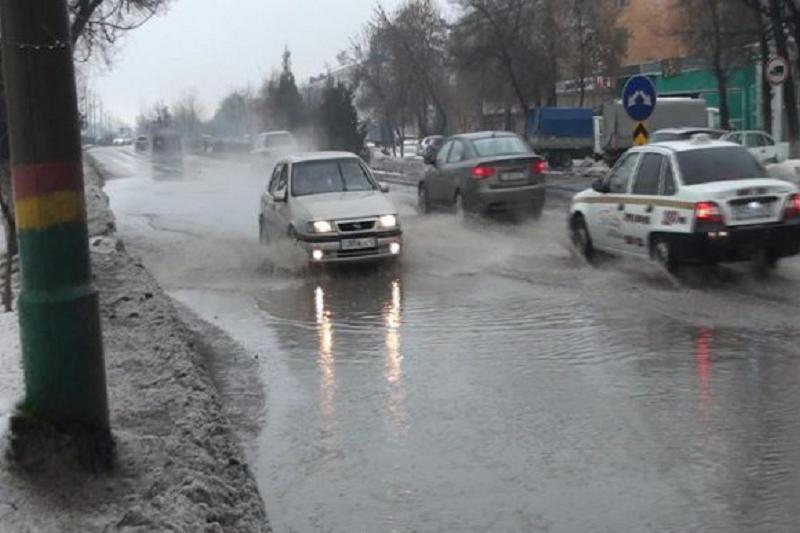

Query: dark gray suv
left=418, top=131, right=546, bottom=218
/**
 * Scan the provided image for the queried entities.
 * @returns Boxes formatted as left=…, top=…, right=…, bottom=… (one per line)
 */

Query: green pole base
left=6, top=403, right=115, bottom=474
left=18, top=283, right=110, bottom=433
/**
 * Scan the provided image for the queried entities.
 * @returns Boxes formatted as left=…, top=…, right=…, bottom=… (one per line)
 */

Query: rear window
left=264, top=133, right=295, bottom=147
left=650, top=133, right=681, bottom=143
left=471, top=136, right=530, bottom=157
left=677, top=147, right=765, bottom=185
left=292, top=159, right=376, bottom=196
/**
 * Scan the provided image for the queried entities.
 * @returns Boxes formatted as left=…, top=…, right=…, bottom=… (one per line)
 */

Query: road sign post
left=623, top=76, right=657, bottom=146
left=633, top=123, right=649, bottom=146
left=0, top=0, right=112, bottom=466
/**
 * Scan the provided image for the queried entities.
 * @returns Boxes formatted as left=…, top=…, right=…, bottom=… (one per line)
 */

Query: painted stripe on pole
left=12, top=161, right=83, bottom=201
left=16, top=191, right=84, bottom=230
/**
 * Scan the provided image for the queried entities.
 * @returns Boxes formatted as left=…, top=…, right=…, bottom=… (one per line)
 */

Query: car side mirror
left=424, top=152, right=437, bottom=166
left=379, top=182, right=390, bottom=193
left=274, top=189, right=287, bottom=203
left=591, top=178, right=609, bottom=194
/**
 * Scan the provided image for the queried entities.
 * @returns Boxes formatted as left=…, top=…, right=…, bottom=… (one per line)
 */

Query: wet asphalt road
left=95, top=147, right=800, bottom=533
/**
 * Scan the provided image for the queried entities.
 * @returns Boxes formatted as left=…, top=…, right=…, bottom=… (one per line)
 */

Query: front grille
left=337, top=220, right=376, bottom=232
left=336, top=248, right=379, bottom=258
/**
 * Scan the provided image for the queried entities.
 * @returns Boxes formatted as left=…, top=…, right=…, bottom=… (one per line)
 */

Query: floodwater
left=96, top=146, right=800, bottom=533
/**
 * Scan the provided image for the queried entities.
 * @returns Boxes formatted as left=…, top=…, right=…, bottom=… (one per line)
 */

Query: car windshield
left=292, top=159, right=376, bottom=196
left=677, top=146, right=766, bottom=185
left=472, top=136, right=530, bottom=157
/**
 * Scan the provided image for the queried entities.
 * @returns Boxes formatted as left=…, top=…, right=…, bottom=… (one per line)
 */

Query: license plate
left=500, top=171, right=525, bottom=181
left=341, top=237, right=377, bottom=250
left=733, top=202, right=772, bottom=220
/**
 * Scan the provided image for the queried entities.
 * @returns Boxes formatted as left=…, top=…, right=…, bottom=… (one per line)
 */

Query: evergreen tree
left=262, top=48, right=306, bottom=131
left=318, top=80, right=367, bottom=156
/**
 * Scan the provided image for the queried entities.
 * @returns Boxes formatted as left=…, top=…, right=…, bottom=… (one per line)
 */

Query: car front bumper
left=296, top=230, right=403, bottom=264
left=668, top=221, right=800, bottom=263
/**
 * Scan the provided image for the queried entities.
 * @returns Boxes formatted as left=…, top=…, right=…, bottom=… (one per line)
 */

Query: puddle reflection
left=694, top=327, right=712, bottom=424
left=382, top=280, right=407, bottom=434
left=315, top=286, right=336, bottom=424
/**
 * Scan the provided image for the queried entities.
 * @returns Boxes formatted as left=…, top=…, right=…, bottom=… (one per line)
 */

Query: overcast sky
left=92, top=0, right=432, bottom=125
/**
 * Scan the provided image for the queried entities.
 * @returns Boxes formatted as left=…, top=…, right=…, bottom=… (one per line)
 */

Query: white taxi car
left=259, top=152, right=402, bottom=263
left=569, top=136, right=800, bottom=272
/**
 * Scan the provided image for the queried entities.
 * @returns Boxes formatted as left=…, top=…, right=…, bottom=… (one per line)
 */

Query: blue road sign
left=622, top=75, right=657, bottom=122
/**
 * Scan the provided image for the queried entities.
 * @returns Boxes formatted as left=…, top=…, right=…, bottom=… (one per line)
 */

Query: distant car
left=418, top=131, right=547, bottom=218
left=134, top=136, right=149, bottom=152
left=419, top=135, right=444, bottom=161
left=569, top=136, right=800, bottom=272
left=650, top=127, right=727, bottom=143
left=720, top=130, right=788, bottom=165
left=251, top=131, right=298, bottom=170
left=152, top=132, right=182, bottom=156
left=259, top=151, right=402, bottom=264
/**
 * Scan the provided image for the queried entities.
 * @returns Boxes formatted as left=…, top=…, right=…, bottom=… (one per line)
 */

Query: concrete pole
left=0, top=0, right=111, bottom=456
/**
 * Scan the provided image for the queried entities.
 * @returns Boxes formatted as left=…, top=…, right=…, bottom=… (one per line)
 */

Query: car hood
left=292, top=190, right=398, bottom=221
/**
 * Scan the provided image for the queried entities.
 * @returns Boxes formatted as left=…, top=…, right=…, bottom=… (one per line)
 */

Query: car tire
left=754, top=248, right=779, bottom=274
left=259, top=217, right=270, bottom=245
left=652, top=235, right=678, bottom=274
left=418, top=186, right=430, bottom=214
left=571, top=216, right=594, bottom=261
left=454, top=192, right=466, bottom=220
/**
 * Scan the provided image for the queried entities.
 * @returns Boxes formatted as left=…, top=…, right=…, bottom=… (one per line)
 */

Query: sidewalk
left=0, top=158, right=269, bottom=532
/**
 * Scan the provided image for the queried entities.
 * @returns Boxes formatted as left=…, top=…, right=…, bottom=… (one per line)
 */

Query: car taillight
left=784, top=193, right=800, bottom=218
left=529, top=159, right=546, bottom=175
left=694, top=201, right=724, bottom=224
left=471, top=165, right=496, bottom=180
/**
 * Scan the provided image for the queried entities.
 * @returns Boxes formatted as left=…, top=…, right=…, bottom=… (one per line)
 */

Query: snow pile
left=370, top=153, right=427, bottom=181
left=574, top=157, right=608, bottom=178
left=767, top=159, right=800, bottom=187
left=0, top=160, right=270, bottom=532
left=0, top=311, right=21, bottom=442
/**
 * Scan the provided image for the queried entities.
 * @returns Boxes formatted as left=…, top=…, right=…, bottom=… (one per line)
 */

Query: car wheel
left=652, top=235, right=677, bottom=273
left=571, top=216, right=594, bottom=261
left=259, top=217, right=270, bottom=245
left=418, top=186, right=430, bottom=214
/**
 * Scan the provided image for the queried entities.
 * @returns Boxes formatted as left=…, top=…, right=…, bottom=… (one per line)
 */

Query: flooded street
left=95, top=146, right=800, bottom=533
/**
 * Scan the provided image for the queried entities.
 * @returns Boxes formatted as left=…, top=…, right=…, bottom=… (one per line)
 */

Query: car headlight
left=378, top=214, right=397, bottom=229
left=311, top=220, right=334, bottom=233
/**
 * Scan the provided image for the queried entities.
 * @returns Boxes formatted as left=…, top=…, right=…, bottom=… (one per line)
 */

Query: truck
left=597, top=97, right=711, bottom=164
left=526, top=107, right=595, bottom=169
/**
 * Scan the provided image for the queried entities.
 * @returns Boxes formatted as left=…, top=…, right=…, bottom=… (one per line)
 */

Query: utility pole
left=0, top=0, right=111, bottom=462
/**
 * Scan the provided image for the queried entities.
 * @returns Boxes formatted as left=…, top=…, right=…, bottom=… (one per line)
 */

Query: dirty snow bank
left=370, top=152, right=426, bottom=181
left=0, top=159, right=270, bottom=532
left=767, top=159, right=800, bottom=187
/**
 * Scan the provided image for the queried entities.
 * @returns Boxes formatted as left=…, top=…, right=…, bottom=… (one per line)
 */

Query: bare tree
left=674, top=0, right=757, bottom=130
left=69, top=0, right=173, bottom=62
left=570, top=0, right=628, bottom=106
left=375, top=1, right=451, bottom=134
left=451, top=0, right=542, bottom=119
left=0, top=0, right=173, bottom=311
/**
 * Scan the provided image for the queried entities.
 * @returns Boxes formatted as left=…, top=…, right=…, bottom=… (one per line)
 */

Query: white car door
left=746, top=132, right=774, bottom=164
left=264, top=163, right=291, bottom=236
left=760, top=133, right=780, bottom=163
left=585, top=152, right=641, bottom=253
left=622, top=151, right=664, bottom=256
